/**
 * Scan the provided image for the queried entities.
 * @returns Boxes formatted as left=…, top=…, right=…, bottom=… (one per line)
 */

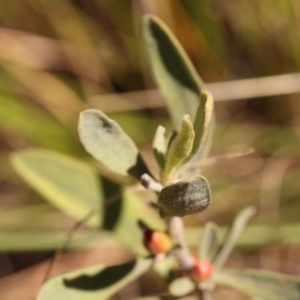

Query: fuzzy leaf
left=11, top=149, right=102, bottom=227
left=192, top=113, right=215, bottom=164
left=11, top=149, right=164, bottom=256
left=158, top=175, right=211, bottom=217
left=187, top=92, right=214, bottom=161
left=78, top=109, right=149, bottom=180
left=169, top=277, right=195, bottom=297
left=141, top=15, right=203, bottom=131
left=215, top=269, right=300, bottom=300
left=37, top=259, right=152, bottom=300
left=164, top=115, right=195, bottom=176
left=199, top=222, right=220, bottom=262
left=214, top=206, right=256, bottom=269
left=152, top=125, right=167, bottom=170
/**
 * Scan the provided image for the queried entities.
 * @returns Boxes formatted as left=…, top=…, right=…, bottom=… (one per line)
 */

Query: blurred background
left=1, top=0, right=300, bottom=299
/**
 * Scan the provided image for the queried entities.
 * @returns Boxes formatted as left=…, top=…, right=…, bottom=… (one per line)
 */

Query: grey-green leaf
left=152, top=125, right=167, bottom=170
left=214, top=206, right=256, bottom=269
left=37, top=259, right=152, bottom=300
left=215, top=269, right=300, bottom=300
left=141, top=15, right=203, bottom=131
left=158, top=175, right=211, bottom=217
left=192, top=113, right=215, bottom=164
left=169, top=277, right=195, bottom=297
left=78, top=109, right=149, bottom=180
left=199, top=222, right=220, bottom=262
left=11, top=149, right=103, bottom=227
left=187, top=92, right=214, bottom=161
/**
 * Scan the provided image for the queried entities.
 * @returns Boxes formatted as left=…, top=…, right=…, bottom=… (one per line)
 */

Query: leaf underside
left=11, top=149, right=103, bottom=227
left=37, top=259, right=152, bottom=300
left=199, top=222, right=220, bottom=262
left=78, top=109, right=149, bottom=180
left=142, top=15, right=203, bottom=131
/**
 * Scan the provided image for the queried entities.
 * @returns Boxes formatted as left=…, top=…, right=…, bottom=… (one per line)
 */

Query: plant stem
left=168, top=217, right=194, bottom=271
left=198, top=289, right=213, bottom=300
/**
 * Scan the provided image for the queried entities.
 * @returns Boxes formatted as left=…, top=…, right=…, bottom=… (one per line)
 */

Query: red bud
left=191, top=259, right=213, bottom=282
left=144, top=230, right=172, bottom=255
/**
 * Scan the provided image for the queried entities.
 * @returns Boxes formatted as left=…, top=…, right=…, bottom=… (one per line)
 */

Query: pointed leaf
left=199, top=222, right=220, bottom=262
left=37, top=259, right=152, bottom=300
left=169, top=277, right=195, bottom=297
left=214, top=206, right=256, bottom=269
left=186, top=223, right=300, bottom=250
left=142, top=15, right=203, bottom=130
left=78, top=109, right=149, bottom=180
left=192, top=113, right=215, bottom=163
left=215, top=269, right=300, bottom=300
left=164, top=115, right=195, bottom=176
left=187, top=92, right=214, bottom=161
left=152, top=125, right=167, bottom=170
left=158, top=175, right=211, bottom=217
left=11, top=149, right=102, bottom=227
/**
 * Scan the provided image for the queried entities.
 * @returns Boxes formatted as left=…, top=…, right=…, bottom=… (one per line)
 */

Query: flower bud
left=143, top=230, right=172, bottom=255
left=158, top=175, right=211, bottom=217
left=191, top=259, right=214, bottom=282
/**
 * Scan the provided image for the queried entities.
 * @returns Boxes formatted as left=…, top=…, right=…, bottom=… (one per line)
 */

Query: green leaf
left=186, top=223, right=300, bottom=250
left=78, top=109, right=149, bottom=180
left=11, top=149, right=102, bottom=227
left=215, top=269, right=300, bottom=300
left=10, top=149, right=164, bottom=256
left=158, top=175, right=211, bottom=217
left=187, top=92, right=214, bottom=161
left=141, top=15, right=203, bottom=130
left=214, top=206, right=256, bottom=269
left=152, top=125, right=167, bottom=170
left=169, top=277, right=195, bottom=297
left=0, top=231, right=117, bottom=252
left=199, top=222, right=219, bottom=262
left=37, top=259, right=152, bottom=300
left=193, top=113, right=215, bottom=163
left=164, top=115, right=195, bottom=176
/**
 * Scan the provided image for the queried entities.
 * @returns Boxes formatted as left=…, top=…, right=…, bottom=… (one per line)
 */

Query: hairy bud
left=158, top=175, right=211, bottom=217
